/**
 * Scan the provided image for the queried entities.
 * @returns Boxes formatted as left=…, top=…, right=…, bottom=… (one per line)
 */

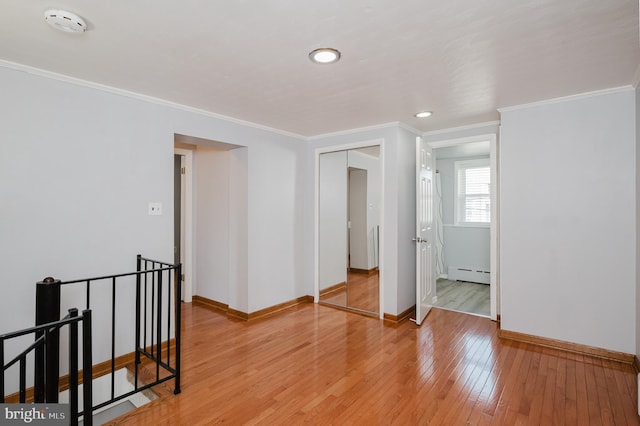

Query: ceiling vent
left=44, top=9, right=87, bottom=33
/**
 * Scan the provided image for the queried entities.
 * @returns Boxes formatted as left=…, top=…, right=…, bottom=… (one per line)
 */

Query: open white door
left=415, top=136, right=434, bottom=325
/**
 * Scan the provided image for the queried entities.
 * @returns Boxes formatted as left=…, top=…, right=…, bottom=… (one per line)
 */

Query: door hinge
left=181, top=167, right=186, bottom=175
left=181, top=274, right=185, bottom=281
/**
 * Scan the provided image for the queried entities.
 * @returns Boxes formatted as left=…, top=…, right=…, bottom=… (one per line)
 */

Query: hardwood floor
left=320, top=271, right=379, bottom=314
left=108, top=303, right=640, bottom=425
left=435, top=278, right=490, bottom=317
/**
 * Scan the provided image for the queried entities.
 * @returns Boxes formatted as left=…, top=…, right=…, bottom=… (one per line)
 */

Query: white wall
left=228, top=147, right=249, bottom=313
left=0, top=65, right=306, bottom=365
left=500, top=88, right=636, bottom=354
left=194, top=147, right=230, bottom=303
left=247, top=140, right=307, bottom=312
left=435, top=156, right=490, bottom=277
left=319, top=151, right=348, bottom=289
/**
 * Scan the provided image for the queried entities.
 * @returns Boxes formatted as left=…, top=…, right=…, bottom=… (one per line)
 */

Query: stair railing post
left=34, top=277, right=61, bottom=403
left=81, top=309, right=93, bottom=426
left=68, top=308, right=79, bottom=426
left=174, top=263, right=182, bottom=394
left=135, top=255, right=141, bottom=365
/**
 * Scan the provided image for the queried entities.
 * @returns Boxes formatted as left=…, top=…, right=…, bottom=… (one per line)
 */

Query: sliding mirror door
left=319, top=146, right=380, bottom=315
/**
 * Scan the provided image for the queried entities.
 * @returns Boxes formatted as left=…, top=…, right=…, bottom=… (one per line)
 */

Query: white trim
left=397, top=122, right=424, bottom=136
left=314, top=139, right=385, bottom=155
left=174, top=148, right=193, bottom=303
left=423, top=121, right=500, bottom=137
left=0, top=59, right=306, bottom=141
left=489, top=135, right=498, bottom=321
left=378, top=139, right=385, bottom=320
left=314, top=138, right=385, bottom=319
left=428, top=133, right=494, bottom=149
left=497, top=86, right=634, bottom=113
left=308, top=122, right=402, bottom=141
left=443, top=224, right=488, bottom=229
left=428, top=133, right=499, bottom=321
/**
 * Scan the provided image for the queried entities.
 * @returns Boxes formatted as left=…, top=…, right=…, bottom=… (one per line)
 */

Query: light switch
left=148, top=202, right=163, bottom=215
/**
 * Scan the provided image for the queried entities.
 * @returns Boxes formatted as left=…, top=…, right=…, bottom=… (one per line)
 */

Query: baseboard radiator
left=447, top=266, right=490, bottom=284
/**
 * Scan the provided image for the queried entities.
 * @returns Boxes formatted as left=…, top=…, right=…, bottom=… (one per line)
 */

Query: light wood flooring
left=435, top=278, right=490, bottom=317
left=108, top=302, right=640, bottom=425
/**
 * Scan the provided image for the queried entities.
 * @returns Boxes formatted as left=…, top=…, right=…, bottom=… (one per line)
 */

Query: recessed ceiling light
left=44, top=9, right=87, bottom=33
left=414, top=111, right=433, bottom=118
left=309, top=48, right=341, bottom=64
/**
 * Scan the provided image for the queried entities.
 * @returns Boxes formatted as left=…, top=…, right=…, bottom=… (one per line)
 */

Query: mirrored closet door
left=318, top=146, right=380, bottom=316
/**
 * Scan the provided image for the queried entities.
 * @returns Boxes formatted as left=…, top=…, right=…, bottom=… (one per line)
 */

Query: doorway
left=429, top=135, right=498, bottom=320
left=174, top=134, right=248, bottom=309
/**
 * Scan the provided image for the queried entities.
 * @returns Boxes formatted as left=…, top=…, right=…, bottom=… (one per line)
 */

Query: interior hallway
left=107, top=302, right=639, bottom=425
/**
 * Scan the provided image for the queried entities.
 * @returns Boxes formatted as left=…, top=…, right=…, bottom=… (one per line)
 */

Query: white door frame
left=314, top=139, right=385, bottom=319
left=427, top=133, right=499, bottom=320
left=174, top=148, right=193, bottom=303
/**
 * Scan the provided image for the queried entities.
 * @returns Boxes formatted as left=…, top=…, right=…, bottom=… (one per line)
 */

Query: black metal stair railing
left=0, top=308, right=93, bottom=426
left=55, top=254, right=182, bottom=413
left=1, top=253, right=180, bottom=426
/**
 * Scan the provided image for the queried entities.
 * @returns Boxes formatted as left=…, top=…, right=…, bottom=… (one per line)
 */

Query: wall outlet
left=148, top=202, right=163, bottom=216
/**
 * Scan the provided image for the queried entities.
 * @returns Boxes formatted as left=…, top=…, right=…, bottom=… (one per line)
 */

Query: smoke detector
left=44, top=9, right=87, bottom=33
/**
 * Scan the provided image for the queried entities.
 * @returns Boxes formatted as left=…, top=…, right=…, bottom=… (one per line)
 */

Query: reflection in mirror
left=319, top=146, right=380, bottom=316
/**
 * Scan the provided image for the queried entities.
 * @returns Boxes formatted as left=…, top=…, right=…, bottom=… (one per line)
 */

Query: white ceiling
left=1, top=0, right=638, bottom=137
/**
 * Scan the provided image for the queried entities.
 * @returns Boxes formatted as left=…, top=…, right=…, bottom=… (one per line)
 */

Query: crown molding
left=397, top=122, right=424, bottom=136
left=0, top=59, right=306, bottom=141
left=308, top=122, right=403, bottom=141
left=497, top=86, right=634, bottom=113
left=308, top=121, right=425, bottom=141
left=423, top=120, right=500, bottom=137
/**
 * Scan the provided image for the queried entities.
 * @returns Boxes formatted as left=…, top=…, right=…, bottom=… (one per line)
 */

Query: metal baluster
left=19, top=355, right=26, bottom=403
left=68, top=309, right=78, bottom=426
left=143, top=265, right=148, bottom=357
left=0, top=340, right=4, bottom=402
left=167, top=268, right=171, bottom=368
left=135, top=256, right=141, bottom=391
left=156, top=268, right=162, bottom=381
left=110, top=277, right=116, bottom=401
left=151, top=263, right=156, bottom=357
left=82, top=310, right=93, bottom=426
left=85, top=280, right=91, bottom=310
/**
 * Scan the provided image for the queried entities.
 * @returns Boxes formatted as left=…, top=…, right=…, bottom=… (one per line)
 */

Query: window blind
left=455, top=159, right=490, bottom=224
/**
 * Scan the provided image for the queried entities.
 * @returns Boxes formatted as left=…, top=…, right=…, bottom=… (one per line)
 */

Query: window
left=455, top=158, right=490, bottom=225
